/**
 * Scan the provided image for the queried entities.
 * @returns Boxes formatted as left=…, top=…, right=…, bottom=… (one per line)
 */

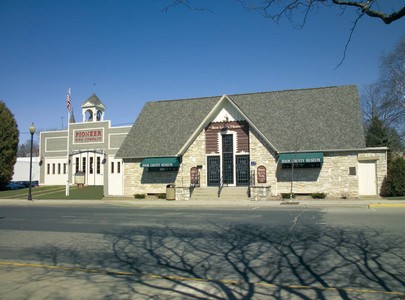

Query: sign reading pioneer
left=74, top=129, right=104, bottom=143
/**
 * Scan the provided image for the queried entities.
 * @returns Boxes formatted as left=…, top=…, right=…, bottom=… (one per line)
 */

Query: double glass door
left=207, top=134, right=249, bottom=186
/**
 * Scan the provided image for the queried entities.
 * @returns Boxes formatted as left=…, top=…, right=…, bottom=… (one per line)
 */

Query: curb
left=368, top=203, right=405, bottom=208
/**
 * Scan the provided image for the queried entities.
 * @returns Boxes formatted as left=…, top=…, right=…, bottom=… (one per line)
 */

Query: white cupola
left=81, top=93, right=106, bottom=122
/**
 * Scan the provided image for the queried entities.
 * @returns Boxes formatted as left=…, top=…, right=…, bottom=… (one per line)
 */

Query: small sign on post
left=75, top=171, right=85, bottom=189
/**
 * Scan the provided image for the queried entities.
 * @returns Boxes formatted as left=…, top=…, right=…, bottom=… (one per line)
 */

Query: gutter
left=278, top=147, right=388, bottom=154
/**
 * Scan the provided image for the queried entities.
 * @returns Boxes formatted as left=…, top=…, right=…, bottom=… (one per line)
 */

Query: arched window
left=86, top=110, right=93, bottom=121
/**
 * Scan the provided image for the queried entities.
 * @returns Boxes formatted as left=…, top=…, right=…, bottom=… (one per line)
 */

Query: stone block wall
left=248, top=129, right=278, bottom=196
left=250, top=186, right=272, bottom=200
left=175, top=130, right=206, bottom=188
left=277, top=152, right=359, bottom=197
left=123, top=158, right=179, bottom=196
left=276, top=150, right=387, bottom=198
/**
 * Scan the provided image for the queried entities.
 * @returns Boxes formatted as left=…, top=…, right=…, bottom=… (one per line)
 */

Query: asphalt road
left=0, top=204, right=404, bottom=299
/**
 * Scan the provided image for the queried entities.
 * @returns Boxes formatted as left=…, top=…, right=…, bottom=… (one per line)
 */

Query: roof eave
left=176, top=95, right=225, bottom=155
left=279, top=147, right=388, bottom=154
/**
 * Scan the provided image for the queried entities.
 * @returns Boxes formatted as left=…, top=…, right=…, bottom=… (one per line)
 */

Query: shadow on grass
left=0, top=185, right=103, bottom=200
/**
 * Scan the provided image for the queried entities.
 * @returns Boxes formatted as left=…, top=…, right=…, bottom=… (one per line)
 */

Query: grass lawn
left=0, top=185, right=104, bottom=200
left=385, top=196, right=405, bottom=200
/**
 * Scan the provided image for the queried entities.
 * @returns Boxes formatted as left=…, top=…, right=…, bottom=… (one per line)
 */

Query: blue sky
left=0, top=0, right=404, bottom=144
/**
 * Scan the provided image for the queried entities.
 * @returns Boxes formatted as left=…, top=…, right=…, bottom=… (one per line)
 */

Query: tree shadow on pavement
left=101, top=223, right=405, bottom=299
left=20, top=221, right=405, bottom=299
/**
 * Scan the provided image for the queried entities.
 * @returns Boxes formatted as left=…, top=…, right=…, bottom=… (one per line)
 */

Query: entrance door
left=71, top=153, right=103, bottom=186
left=108, top=156, right=123, bottom=195
left=222, top=134, right=234, bottom=185
left=358, top=161, right=377, bottom=195
left=207, top=156, right=220, bottom=186
left=236, top=155, right=250, bottom=186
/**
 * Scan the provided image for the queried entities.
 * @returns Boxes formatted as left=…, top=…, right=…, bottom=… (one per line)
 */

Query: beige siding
left=109, top=133, right=127, bottom=149
left=46, top=137, right=68, bottom=152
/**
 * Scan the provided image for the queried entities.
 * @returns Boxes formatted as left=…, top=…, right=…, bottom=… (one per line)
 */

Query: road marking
left=1, top=261, right=403, bottom=297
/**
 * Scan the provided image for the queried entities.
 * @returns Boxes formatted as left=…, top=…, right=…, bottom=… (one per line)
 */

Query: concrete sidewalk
left=0, top=197, right=404, bottom=208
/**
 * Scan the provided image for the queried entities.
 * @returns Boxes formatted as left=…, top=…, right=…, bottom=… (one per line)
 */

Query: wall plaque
left=257, top=165, right=266, bottom=184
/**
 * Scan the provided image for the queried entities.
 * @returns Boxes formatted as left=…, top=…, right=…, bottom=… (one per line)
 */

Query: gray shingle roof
left=231, top=85, right=366, bottom=152
left=117, top=96, right=219, bottom=158
left=82, top=93, right=106, bottom=108
left=116, top=85, right=365, bottom=158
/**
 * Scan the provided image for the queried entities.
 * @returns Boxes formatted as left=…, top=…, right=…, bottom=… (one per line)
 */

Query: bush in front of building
left=380, top=157, right=405, bottom=197
left=311, top=192, right=327, bottom=199
left=281, top=193, right=295, bottom=199
left=157, top=193, right=166, bottom=199
left=134, top=193, right=146, bottom=199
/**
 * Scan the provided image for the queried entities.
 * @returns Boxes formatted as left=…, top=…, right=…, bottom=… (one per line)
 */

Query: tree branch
left=162, top=0, right=213, bottom=13
left=335, top=12, right=363, bottom=69
left=332, top=0, right=405, bottom=24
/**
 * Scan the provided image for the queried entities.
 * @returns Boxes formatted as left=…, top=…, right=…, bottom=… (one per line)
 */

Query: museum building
left=39, top=94, right=131, bottom=196
left=116, top=85, right=387, bottom=200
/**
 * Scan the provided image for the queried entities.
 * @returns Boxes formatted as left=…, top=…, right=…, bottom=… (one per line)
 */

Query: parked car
left=5, top=182, right=25, bottom=190
left=15, top=181, right=39, bottom=188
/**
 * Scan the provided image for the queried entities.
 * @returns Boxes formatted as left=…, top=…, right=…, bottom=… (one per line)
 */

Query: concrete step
left=191, top=187, right=250, bottom=201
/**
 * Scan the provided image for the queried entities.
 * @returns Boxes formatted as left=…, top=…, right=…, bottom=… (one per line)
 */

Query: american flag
left=67, top=88, right=71, bottom=112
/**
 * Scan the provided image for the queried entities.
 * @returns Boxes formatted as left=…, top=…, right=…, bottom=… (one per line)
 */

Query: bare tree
left=17, top=139, right=39, bottom=157
left=243, top=0, right=405, bottom=25
left=380, top=37, right=405, bottom=110
left=165, top=1, right=404, bottom=66
left=165, top=0, right=405, bottom=24
left=361, top=36, right=405, bottom=146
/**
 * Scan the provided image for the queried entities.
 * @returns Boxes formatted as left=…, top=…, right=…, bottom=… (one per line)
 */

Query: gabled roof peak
left=81, top=93, right=106, bottom=109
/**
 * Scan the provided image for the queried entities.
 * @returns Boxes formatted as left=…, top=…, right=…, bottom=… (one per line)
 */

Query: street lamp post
left=27, top=123, right=36, bottom=201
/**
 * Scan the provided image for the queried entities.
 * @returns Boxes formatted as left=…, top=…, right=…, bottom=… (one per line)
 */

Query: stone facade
left=176, top=130, right=206, bottom=189
left=277, top=152, right=359, bottom=197
left=276, top=150, right=387, bottom=198
left=248, top=128, right=277, bottom=197
left=123, top=158, right=179, bottom=196
left=122, top=124, right=387, bottom=200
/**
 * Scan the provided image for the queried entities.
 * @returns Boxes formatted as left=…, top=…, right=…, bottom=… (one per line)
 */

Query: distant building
left=39, top=94, right=131, bottom=196
left=117, top=85, right=387, bottom=200
left=12, top=157, right=40, bottom=182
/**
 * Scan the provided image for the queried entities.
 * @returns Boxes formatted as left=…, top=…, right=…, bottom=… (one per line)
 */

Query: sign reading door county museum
left=74, top=129, right=104, bottom=143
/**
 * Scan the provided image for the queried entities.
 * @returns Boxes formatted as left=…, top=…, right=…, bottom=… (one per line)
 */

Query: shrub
left=157, top=193, right=166, bottom=199
left=311, top=193, right=327, bottom=199
left=281, top=193, right=295, bottom=199
left=380, top=157, right=405, bottom=197
left=134, top=193, right=146, bottom=199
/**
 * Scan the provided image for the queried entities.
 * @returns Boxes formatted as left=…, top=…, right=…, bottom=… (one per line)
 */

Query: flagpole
left=66, top=88, right=71, bottom=196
